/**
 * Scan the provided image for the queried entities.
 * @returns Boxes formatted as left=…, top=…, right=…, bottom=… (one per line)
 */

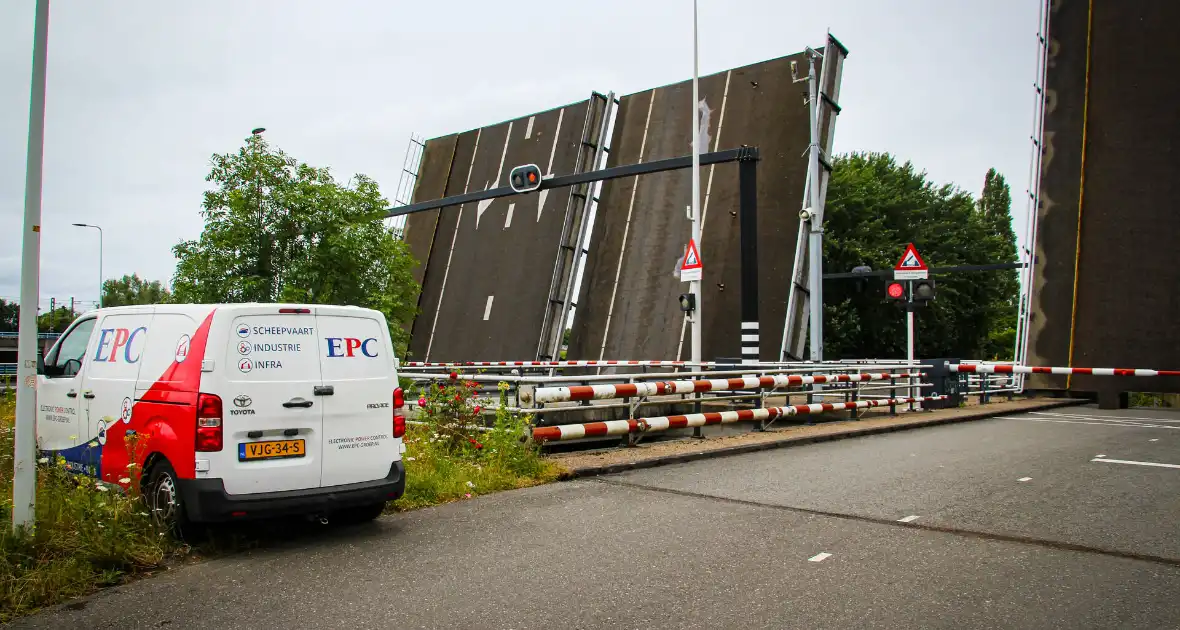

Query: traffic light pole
left=906, top=289, right=916, bottom=407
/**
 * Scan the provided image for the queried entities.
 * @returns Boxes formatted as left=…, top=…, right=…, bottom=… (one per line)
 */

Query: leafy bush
left=396, top=374, right=561, bottom=511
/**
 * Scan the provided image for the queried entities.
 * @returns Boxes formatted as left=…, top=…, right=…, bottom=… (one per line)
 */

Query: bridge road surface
left=10, top=405, right=1180, bottom=629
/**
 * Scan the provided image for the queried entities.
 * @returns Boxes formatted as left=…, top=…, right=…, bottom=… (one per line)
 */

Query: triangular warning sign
left=681, top=238, right=703, bottom=270
left=894, top=243, right=927, bottom=271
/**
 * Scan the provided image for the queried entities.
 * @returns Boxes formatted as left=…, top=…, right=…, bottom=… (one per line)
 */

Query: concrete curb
left=562, top=398, right=1087, bottom=479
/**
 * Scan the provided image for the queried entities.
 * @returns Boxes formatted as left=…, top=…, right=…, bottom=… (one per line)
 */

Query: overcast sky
left=1, top=0, right=1041, bottom=311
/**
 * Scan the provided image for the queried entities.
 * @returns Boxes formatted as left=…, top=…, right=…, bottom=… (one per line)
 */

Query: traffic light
left=886, top=281, right=906, bottom=302
left=912, top=278, right=936, bottom=302
left=678, top=292, right=697, bottom=313
left=509, top=164, right=543, bottom=193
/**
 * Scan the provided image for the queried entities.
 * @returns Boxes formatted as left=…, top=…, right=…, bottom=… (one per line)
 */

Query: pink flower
left=417, top=397, right=426, bottom=407
left=473, top=405, right=482, bottom=413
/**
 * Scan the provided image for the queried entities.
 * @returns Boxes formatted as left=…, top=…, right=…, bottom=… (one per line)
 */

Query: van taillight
left=392, top=387, right=406, bottom=438
left=196, top=393, right=223, bottom=452
left=279, top=308, right=311, bottom=314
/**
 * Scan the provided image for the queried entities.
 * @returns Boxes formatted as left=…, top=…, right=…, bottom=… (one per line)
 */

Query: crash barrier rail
left=403, top=362, right=932, bottom=422
left=525, top=371, right=922, bottom=405
left=0, top=363, right=15, bottom=376
left=0, top=332, right=59, bottom=340
left=951, top=363, right=1180, bottom=377
left=530, top=395, right=949, bottom=444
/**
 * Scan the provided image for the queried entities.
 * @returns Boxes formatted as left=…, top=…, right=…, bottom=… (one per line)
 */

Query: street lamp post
left=71, top=223, right=102, bottom=308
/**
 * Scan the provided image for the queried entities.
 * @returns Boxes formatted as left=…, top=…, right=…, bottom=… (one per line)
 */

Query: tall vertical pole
left=689, top=0, right=703, bottom=368
left=738, top=159, right=759, bottom=364
left=14, top=0, right=51, bottom=534
left=96, top=226, right=103, bottom=308
left=805, top=53, right=824, bottom=363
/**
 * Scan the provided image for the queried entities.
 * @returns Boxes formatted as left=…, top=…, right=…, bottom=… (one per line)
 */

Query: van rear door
left=219, top=308, right=323, bottom=495
left=314, top=306, right=398, bottom=488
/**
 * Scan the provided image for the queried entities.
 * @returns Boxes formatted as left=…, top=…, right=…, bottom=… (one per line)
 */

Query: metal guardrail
left=0, top=332, right=59, bottom=340
left=0, top=363, right=15, bottom=376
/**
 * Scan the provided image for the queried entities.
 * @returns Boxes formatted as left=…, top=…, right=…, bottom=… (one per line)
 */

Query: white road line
left=1017, top=477, right=1032, bottom=482
left=504, top=203, right=514, bottom=229
left=1091, top=457, right=1180, bottom=470
left=898, top=515, right=920, bottom=523
left=1096, top=453, right=1106, bottom=458
left=1007, top=416, right=1180, bottom=431
left=598, top=89, right=656, bottom=362
left=1031, top=411, right=1180, bottom=424
left=483, top=295, right=494, bottom=321
left=537, top=108, right=565, bottom=221
left=1149, top=438, right=1160, bottom=442
left=425, top=128, right=481, bottom=361
left=476, top=121, right=514, bottom=228
left=808, top=552, right=832, bottom=563
left=524, top=115, right=535, bottom=139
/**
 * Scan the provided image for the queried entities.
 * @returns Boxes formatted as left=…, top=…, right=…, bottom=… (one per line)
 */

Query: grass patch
left=0, top=377, right=562, bottom=621
left=394, top=377, right=565, bottom=511
left=0, top=394, right=176, bottom=623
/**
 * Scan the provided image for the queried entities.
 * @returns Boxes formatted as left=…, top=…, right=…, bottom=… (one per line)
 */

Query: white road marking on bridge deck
left=1032, top=411, right=1180, bottom=423
left=808, top=552, right=832, bottom=563
left=1017, top=477, right=1033, bottom=482
left=504, top=203, right=514, bottom=229
left=1091, top=457, right=1180, bottom=470
left=1096, top=454, right=1106, bottom=458
left=524, top=115, right=535, bottom=139
left=483, top=296, right=494, bottom=321
left=1007, top=416, right=1180, bottom=431
left=1149, top=438, right=1160, bottom=442
left=898, top=515, right=920, bottom=523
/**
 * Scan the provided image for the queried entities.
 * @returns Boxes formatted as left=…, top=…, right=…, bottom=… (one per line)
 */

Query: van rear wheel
left=145, top=461, right=195, bottom=540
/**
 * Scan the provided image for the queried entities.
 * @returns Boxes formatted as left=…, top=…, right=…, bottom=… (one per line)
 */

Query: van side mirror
left=37, top=352, right=45, bottom=375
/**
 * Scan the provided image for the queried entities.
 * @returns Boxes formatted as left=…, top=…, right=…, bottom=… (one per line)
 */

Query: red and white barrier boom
left=530, top=395, right=948, bottom=442
left=404, top=360, right=692, bottom=368
left=952, top=364, right=1180, bottom=377
left=530, top=371, right=921, bottom=405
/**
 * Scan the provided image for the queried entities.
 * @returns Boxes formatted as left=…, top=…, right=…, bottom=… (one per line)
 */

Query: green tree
left=0, top=299, right=17, bottom=332
left=820, top=152, right=1020, bottom=360
left=171, top=133, right=420, bottom=353
left=102, top=273, right=172, bottom=307
left=976, top=168, right=1020, bottom=359
left=37, top=306, right=77, bottom=334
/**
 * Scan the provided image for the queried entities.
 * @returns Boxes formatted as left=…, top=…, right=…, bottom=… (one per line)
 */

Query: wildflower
left=454, top=394, right=461, bottom=402
left=449, top=371, right=458, bottom=380
left=473, top=405, right=482, bottom=414
left=95, top=484, right=109, bottom=492
left=38, top=457, right=48, bottom=464
left=119, top=477, right=131, bottom=484
left=406, top=456, right=416, bottom=462
left=466, top=481, right=475, bottom=489
left=126, top=462, right=137, bottom=469
left=418, top=397, right=426, bottom=407
left=464, top=493, right=472, bottom=499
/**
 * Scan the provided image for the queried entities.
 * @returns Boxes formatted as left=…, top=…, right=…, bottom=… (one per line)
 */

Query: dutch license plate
left=238, top=439, right=306, bottom=461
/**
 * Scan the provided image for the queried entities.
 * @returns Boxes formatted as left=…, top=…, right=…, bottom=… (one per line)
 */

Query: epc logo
left=326, top=337, right=378, bottom=358
left=93, top=327, right=148, bottom=363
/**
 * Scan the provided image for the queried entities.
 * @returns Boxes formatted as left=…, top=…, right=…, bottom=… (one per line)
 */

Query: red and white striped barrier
left=952, top=364, right=1180, bottom=377
left=403, top=360, right=694, bottom=368
left=530, top=395, right=947, bottom=442
left=531, top=372, right=922, bottom=404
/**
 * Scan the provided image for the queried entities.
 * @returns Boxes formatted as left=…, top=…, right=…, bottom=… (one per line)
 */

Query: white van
left=36, top=303, right=406, bottom=534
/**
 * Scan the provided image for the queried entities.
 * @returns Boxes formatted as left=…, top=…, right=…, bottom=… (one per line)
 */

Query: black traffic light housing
left=912, top=278, right=936, bottom=302
left=678, top=293, right=697, bottom=313
left=509, top=164, right=543, bottom=193
left=886, top=281, right=906, bottom=302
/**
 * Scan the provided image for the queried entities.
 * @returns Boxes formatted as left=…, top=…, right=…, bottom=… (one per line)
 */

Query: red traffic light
left=886, top=282, right=905, bottom=300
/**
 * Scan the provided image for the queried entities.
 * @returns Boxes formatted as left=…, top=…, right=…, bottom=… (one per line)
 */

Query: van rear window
left=226, top=316, right=321, bottom=382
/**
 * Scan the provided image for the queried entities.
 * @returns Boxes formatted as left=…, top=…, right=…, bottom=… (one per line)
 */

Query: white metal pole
left=805, top=55, right=823, bottom=363
left=14, top=0, right=51, bottom=534
left=97, top=226, right=103, bottom=308
left=906, top=308, right=915, bottom=397
left=690, top=0, right=702, bottom=368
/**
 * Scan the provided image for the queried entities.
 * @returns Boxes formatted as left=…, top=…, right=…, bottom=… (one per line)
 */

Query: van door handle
left=313, top=385, right=334, bottom=396
left=82, top=391, right=95, bottom=399
left=66, top=390, right=77, bottom=398
left=283, top=398, right=314, bottom=409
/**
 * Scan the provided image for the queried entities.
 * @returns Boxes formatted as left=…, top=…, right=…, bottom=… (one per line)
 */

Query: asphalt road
left=8, top=404, right=1180, bottom=629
